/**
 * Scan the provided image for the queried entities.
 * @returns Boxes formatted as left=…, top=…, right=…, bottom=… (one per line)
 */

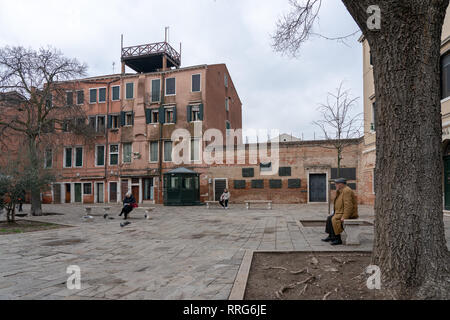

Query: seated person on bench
left=322, top=178, right=358, bottom=245
left=119, top=192, right=137, bottom=220
left=219, top=189, right=230, bottom=209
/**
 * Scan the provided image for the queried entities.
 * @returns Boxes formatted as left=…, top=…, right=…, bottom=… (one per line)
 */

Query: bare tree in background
left=273, top=0, right=450, bottom=299
left=313, top=82, right=362, bottom=178
left=0, top=46, right=89, bottom=216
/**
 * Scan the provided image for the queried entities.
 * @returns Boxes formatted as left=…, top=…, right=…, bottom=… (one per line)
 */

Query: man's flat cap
left=335, top=178, right=347, bottom=184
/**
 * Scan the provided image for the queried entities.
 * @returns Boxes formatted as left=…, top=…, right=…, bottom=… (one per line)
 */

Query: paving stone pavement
left=0, top=204, right=449, bottom=300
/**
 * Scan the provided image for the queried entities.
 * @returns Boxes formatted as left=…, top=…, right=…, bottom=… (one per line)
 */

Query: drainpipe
left=159, top=71, right=165, bottom=204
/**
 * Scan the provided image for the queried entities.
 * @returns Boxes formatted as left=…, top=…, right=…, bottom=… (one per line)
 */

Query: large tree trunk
left=342, top=0, right=450, bottom=299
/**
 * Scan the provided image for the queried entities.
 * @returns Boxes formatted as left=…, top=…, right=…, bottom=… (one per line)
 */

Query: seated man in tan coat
left=322, top=178, right=359, bottom=245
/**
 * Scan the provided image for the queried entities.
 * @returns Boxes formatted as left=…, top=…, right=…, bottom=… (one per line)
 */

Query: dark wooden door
left=309, top=174, right=326, bottom=203
left=110, top=182, right=118, bottom=203
left=121, top=180, right=129, bottom=202
left=214, top=179, right=227, bottom=201
left=65, top=184, right=71, bottom=203
left=444, top=157, right=450, bottom=210
left=132, top=186, right=139, bottom=203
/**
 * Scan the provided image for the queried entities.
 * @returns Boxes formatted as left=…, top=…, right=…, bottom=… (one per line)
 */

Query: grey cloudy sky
left=0, top=0, right=363, bottom=141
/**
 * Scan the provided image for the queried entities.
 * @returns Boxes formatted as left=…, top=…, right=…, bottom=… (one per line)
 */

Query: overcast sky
left=0, top=0, right=363, bottom=141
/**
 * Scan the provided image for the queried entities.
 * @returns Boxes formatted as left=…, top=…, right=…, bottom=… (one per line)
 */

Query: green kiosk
left=163, top=167, right=201, bottom=206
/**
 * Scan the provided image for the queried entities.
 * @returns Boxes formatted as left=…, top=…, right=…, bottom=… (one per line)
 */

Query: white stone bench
left=245, top=200, right=272, bottom=210
left=205, top=201, right=222, bottom=209
left=343, top=219, right=372, bottom=245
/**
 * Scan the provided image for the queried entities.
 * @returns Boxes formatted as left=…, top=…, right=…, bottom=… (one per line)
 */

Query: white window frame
left=165, top=77, right=176, bottom=96
left=191, top=105, right=201, bottom=122
left=151, top=109, right=159, bottom=124
left=191, top=74, right=201, bottom=93
left=111, top=85, right=120, bottom=101
left=96, top=115, right=106, bottom=133
left=125, top=82, right=134, bottom=100
left=122, top=142, right=133, bottom=164
left=109, top=144, right=120, bottom=166
left=76, top=90, right=84, bottom=105
left=224, top=74, right=228, bottom=88
left=66, top=90, right=74, bottom=106
left=151, top=79, right=161, bottom=102
left=98, top=87, right=107, bottom=103
left=164, top=106, right=175, bottom=124
left=190, top=138, right=201, bottom=163
left=95, top=145, right=106, bottom=167
left=83, top=182, right=92, bottom=196
left=44, top=148, right=53, bottom=169
left=225, top=97, right=229, bottom=112
left=74, top=146, right=84, bottom=168
left=124, top=112, right=133, bottom=127
left=89, top=88, right=97, bottom=104
left=110, top=114, right=120, bottom=129
left=149, top=141, right=159, bottom=163
left=63, top=147, right=73, bottom=168
left=163, top=140, right=173, bottom=163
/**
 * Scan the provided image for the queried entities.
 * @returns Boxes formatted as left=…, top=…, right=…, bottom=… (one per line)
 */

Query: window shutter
left=199, top=104, right=204, bottom=121
left=145, top=109, right=151, bottom=124
left=187, top=105, right=192, bottom=122
left=173, top=107, right=177, bottom=123
left=159, top=106, right=165, bottom=124
left=107, top=115, right=112, bottom=129
left=120, top=111, right=126, bottom=126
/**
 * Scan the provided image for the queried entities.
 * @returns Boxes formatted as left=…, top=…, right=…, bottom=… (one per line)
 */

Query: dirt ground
left=244, top=252, right=391, bottom=300
left=0, top=220, right=68, bottom=235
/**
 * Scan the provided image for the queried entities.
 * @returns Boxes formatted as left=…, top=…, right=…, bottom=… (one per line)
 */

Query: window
left=64, top=147, right=73, bottom=168
left=45, top=94, right=52, bottom=110
left=112, top=86, right=120, bottom=101
left=62, top=120, right=70, bottom=132
left=97, top=115, right=106, bottom=133
left=251, top=180, right=264, bottom=189
left=149, top=141, right=158, bottom=163
left=191, top=105, right=201, bottom=121
left=371, top=101, right=377, bottom=131
left=109, top=115, right=119, bottom=129
left=151, top=109, right=159, bottom=124
left=83, top=183, right=92, bottom=195
left=260, top=162, right=272, bottom=173
left=96, top=145, right=105, bottom=166
left=66, top=91, right=73, bottom=106
left=190, top=139, right=200, bottom=162
left=76, top=90, right=84, bottom=105
left=288, top=179, right=301, bottom=189
left=442, top=53, right=450, bottom=100
left=225, top=98, right=229, bottom=112
left=279, top=167, right=291, bottom=177
left=242, top=168, right=255, bottom=177
left=99, top=88, right=106, bottom=103
left=165, top=77, right=176, bottom=96
left=224, top=74, right=228, bottom=87
left=165, top=107, right=175, bottom=123
left=126, top=82, right=134, bottom=99
left=89, top=88, right=97, bottom=104
left=44, top=149, right=52, bottom=169
left=74, top=147, right=83, bottom=167
left=89, top=116, right=96, bottom=130
left=226, top=121, right=231, bottom=130
left=192, top=74, right=201, bottom=92
left=125, top=112, right=133, bottom=126
left=109, top=144, right=119, bottom=165
left=123, top=143, right=132, bottom=163
left=269, top=179, right=282, bottom=189
left=151, top=79, right=160, bottom=102
left=164, top=141, right=172, bottom=162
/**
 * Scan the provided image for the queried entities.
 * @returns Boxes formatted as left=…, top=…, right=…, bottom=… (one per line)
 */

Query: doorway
left=53, top=184, right=61, bottom=204
left=96, top=182, right=104, bottom=203
left=143, top=178, right=154, bottom=201
left=74, top=183, right=82, bottom=203
left=110, top=182, right=118, bottom=203
left=309, top=174, right=327, bottom=203
left=214, top=179, right=227, bottom=201
left=65, top=184, right=71, bottom=203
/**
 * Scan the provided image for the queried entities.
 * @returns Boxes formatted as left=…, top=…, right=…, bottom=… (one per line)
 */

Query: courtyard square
left=0, top=203, right=390, bottom=300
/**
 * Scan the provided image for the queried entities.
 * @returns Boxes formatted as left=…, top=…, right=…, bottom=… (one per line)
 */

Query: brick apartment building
left=41, top=41, right=242, bottom=205
left=359, top=6, right=450, bottom=208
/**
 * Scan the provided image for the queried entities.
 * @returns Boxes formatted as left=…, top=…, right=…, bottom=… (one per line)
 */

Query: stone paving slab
left=0, top=203, right=449, bottom=299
